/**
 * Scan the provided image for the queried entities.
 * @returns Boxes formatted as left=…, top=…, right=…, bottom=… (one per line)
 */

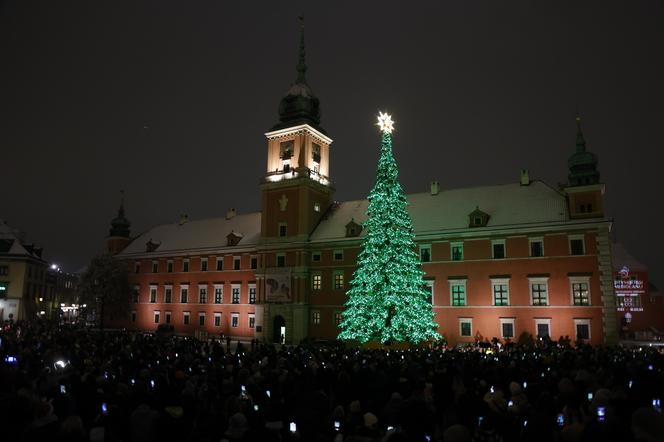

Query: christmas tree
left=338, top=112, right=441, bottom=344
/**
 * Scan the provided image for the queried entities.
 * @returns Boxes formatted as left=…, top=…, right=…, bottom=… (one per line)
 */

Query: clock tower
left=255, top=18, right=334, bottom=344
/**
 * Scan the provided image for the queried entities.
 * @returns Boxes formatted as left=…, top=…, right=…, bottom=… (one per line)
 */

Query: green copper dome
left=568, top=116, right=600, bottom=186
left=109, top=194, right=131, bottom=238
left=271, top=17, right=325, bottom=134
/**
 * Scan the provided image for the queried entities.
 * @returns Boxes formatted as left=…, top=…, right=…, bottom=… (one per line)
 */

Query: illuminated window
left=232, top=286, right=240, bottom=304
left=420, top=245, right=431, bottom=263
left=334, top=312, right=342, bottom=326
left=571, top=279, right=590, bottom=306
left=500, top=318, right=515, bottom=339
left=154, top=311, right=160, bottom=324
left=492, top=240, right=506, bottom=259
left=492, top=281, right=509, bottom=306
left=312, top=273, right=322, bottom=290
left=459, top=318, right=472, bottom=337
left=334, top=271, right=344, bottom=290
left=451, top=242, right=463, bottom=261
left=214, top=286, right=223, bottom=304
left=450, top=281, right=466, bottom=306
left=249, top=314, right=255, bottom=329
left=199, top=286, right=207, bottom=304
left=311, top=310, right=321, bottom=325
left=249, top=284, right=256, bottom=304
left=231, top=313, right=239, bottom=328
left=529, top=238, right=544, bottom=257
left=214, top=313, right=221, bottom=327
left=201, top=258, right=208, bottom=272
left=530, top=279, right=548, bottom=306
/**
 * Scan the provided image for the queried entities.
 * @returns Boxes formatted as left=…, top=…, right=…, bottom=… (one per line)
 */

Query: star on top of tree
left=376, top=111, right=395, bottom=134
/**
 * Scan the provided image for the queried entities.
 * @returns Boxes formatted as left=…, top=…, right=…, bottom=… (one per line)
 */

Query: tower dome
left=567, top=115, right=600, bottom=187
left=109, top=192, right=131, bottom=238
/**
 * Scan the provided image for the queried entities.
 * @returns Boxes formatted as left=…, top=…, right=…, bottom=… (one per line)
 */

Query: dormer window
left=312, top=143, right=321, bottom=164
left=145, top=239, right=160, bottom=252
left=468, top=206, right=490, bottom=228
left=345, top=219, right=362, bottom=237
left=227, top=231, right=243, bottom=247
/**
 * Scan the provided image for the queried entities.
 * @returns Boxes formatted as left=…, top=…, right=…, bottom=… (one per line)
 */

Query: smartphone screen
left=597, top=406, right=606, bottom=422
left=101, top=403, right=108, bottom=414
left=334, top=421, right=340, bottom=431
left=556, top=413, right=564, bottom=426
left=289, top=422, right=297, bottom=433
left=60, top=385, right=66, bottom=394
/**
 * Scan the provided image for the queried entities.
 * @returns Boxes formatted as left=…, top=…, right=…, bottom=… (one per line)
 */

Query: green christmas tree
left=338, top=112, right=441, bottom=344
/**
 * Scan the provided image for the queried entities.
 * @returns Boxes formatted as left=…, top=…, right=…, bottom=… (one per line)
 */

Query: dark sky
left=1, top=1, right=663, bottom=286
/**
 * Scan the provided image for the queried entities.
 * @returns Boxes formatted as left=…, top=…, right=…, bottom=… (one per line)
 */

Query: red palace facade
left=104, top=27, right=660, bottom=346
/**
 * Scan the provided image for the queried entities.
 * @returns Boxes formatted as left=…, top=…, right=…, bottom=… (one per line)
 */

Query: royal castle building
left=107, top=26, right=635, bottom=346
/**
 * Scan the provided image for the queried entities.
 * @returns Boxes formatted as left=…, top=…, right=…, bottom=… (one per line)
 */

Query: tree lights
left=338, top=113, right=440, bottom=344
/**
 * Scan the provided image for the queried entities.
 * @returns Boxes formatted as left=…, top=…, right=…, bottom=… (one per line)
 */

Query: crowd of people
left=1, top=320, right=663, bottom=442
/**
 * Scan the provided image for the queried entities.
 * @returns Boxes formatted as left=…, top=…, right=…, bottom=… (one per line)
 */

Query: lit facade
left=106, top=25, right=657, bottom=346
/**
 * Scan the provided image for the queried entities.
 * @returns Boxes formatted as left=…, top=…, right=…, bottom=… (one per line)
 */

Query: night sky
left=1, top=1, right=662, bottom=287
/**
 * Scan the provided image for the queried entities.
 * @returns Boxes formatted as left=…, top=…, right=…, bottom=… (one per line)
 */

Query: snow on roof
left=117, top=212, right=261, bottom=256
left=0, top=220, right=38, bottom=258
left=311, top=181, right=569, bottom=242
left=611, top=242, right=648, bottom=272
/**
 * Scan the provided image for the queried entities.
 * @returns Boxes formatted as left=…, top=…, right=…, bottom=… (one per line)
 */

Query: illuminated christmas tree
left=338, top=112, right=440, bottom=344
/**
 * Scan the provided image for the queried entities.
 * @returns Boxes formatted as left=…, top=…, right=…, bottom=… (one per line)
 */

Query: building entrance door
left=273, top=315, right=286, bottom=344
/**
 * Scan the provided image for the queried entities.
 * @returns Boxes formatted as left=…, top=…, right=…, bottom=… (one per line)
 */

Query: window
left=183, top=259, right=190, bottom=272
left=451, top=242, right=463, bottom=261
left=492, top=280, right=509, bottom=306
left=132, top=285, right=140, bottom=303
left=314, top=202, right=321, bottom=212
left=312, top=142, right=321, bottom=163
left=575, top=319, right=591, bottom=340
left=529, top=238, right=544, bottom=257
left=167, top=260, right=173, bottom=273
left=569, top=235, right=585, bottom=255
left=214, top=286, right=223, bottom=304
left=312, top=273, right=322, bottom=290
left=617, top=295, right=642, bottom=309
left=183, top=312, right=190, bottom=325
left=154, top=311, right=160, bottom=324
left=199, top=313, right=205, bottom=326
left=233, top=257, right=241, bottom=270
left=334, top=271, right=345, bottom=290
left=312, top=310, right=321, bottom=325
left=214, top=313, right=221, bottom=327
left=420, top=245, right=431, bottom=263
left=152, top=261, right=159, bottom=273
left=492, top=240, right=506, bottom=259
left=570, top=278, right=590, bottom=306
left=164, top=286, right=172, bottom=303
left=276, top=254, right=286, bottom=267
left=280, top=140, right=293, bottom=160
left=249, top=284, right=256, bottom=304
left=450, top=281, right=466, bottom=306
left=165, top=311, right=171, bottom=324
left=535, top=319, right=551, bottom=338
left=278, top=223, right=287, bottom=237
left=180, top=286, right=189, bottom=303
left=424, top=280, right=434, bottom=304
left=149, top=286, right=157, bottom=303
left=0, top=265, right=8, bottom=276
left=131, top=311, right=137, bottom=323
left=312, top=251, right=321, bottom=262
left=334, top=312, right=342, bottom=326
left=134, top=262, right=140, bottom=274
left=216, top=257, right=224, bottom=271
left=232, top=286, right=240, bottom=304
left=333, top=250, right=344, bottom=261
left=199, top=286, right=207, bottom=303
left=248, top=314, right=255, bottom=329
left=250, top=256, right=258, bottom=270
left=231, top=313, right=239, bottom=328
left=201, top=258, right=208, bottom=272
left=459, top=318, right=472, bottom=337
left=530, top=279, right=548, bottom=306
left=500, top=318, right=515, bottom=339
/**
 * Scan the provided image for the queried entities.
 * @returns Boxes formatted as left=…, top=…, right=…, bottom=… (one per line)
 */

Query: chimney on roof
left=178, top=214, right=189, bottom=225
left=226, top=208, right=237, bottom=220
left=520, top=169, right=530, bottom=186
left=430, top=180, right=440, bottom=196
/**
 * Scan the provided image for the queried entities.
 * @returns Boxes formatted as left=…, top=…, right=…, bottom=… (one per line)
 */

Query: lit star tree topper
left=338, top=112, right=441, bottom=344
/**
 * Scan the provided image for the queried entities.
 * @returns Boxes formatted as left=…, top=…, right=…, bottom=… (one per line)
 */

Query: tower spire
left=109, top=190, right=131, bottom=238
left=575, top=113, right=586, bottom=153
left=118, top=189, right=126, bottom=218
left=296, top=15, right=307, bottom=84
